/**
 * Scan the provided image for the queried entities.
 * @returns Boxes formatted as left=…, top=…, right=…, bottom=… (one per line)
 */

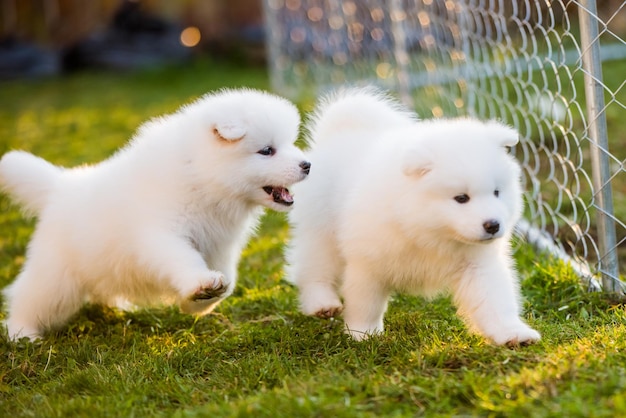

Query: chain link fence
left=263, top=0, right=626, bottom=292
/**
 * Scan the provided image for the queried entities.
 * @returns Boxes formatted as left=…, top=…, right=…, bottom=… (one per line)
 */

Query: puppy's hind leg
left=286, top=231, right=343, bottom=318
left=4, top=262, right=84, bottom=341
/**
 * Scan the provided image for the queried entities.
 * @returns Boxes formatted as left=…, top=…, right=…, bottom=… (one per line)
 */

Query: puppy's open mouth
left=263, top=186, right=294, bottom=206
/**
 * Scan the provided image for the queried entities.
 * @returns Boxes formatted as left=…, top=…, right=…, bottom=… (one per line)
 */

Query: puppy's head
left=400, top=119, right=522, bottom=245
left=185, top=89, right=310, bottom=211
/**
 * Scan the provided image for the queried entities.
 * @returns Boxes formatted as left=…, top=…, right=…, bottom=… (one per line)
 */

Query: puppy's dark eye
left=257, top=146, right=275, bottom=156
left=454, top=194, right=470, bottom=204
left=494, top=189, right=500, bottom=197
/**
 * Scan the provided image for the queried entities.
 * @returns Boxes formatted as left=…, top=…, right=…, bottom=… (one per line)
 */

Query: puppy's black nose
left=300, top=161, right=311, bottom=175
left=483, top=220, right=500, bottom=235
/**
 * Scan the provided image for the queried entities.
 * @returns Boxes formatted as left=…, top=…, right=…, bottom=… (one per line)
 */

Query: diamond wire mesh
left=263, top=0, right=626, bottom=290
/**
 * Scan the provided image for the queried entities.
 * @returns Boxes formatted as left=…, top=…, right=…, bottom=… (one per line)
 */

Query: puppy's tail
left=0, top=151, right=63, bottom=216
left=304, top=86, right=417, bottom=147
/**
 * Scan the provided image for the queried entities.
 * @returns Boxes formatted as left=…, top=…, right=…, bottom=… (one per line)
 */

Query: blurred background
left=1, top=0, right=623, bottom=80
left=0, top=0, right=266, bottom=78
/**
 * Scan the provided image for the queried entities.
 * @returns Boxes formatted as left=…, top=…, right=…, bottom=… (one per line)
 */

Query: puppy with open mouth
left=0, top=88, right=310, bottom=341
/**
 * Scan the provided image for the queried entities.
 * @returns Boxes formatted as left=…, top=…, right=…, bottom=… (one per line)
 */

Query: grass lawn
left=1, top=59, right=626, bottom=417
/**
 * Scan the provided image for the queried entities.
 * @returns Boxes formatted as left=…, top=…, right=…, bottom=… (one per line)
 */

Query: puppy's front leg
left=341, top=262, right=390, bottom=341
left=453, top=260, right=540, bottom=346
left=140, top=233, right=231, bottom=315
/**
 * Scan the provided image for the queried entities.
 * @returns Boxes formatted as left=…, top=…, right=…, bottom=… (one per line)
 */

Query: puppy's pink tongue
left=275, top=187, right=293, bottom=204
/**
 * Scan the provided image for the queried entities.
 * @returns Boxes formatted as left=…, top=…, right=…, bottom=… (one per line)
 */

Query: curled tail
left=304, top=86, right=417, bottom=147
left=0, top=151, right=63, bottom=216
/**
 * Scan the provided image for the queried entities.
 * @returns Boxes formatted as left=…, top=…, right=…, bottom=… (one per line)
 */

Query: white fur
left=287, top=88, right=540, bottom=345
left=0, top=88, right=310, bottom=341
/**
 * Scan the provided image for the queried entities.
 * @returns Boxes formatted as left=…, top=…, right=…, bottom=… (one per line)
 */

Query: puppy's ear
left=499, top=132, right=519, bottom=148
left=213, top=122, right=246, bottom=142
left=488, top=122, right=519, bottom=148
left=403, top=147, right=432, bottom=178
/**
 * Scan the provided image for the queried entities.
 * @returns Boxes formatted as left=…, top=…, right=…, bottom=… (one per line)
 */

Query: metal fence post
left=577, top=0, right=621, bottom=291
left=390, top=0, right=412, bottom=106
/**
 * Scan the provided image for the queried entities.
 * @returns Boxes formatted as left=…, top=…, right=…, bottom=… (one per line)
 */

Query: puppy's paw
left=189, top=271, right=228, bottom=300
left=492, top=323, right=541, bottom=347
left=299, top=285, right=343, bottom=318
left=112, top=298, right=138, bottom=312
left=189, top=281, right=227, bottom=301
left=179, top=271, right=229, bottom=315
left=345, top=324, right=382, bottom=341
left=314, top=306, right=343, bottom=319
left=5, top=321, right=41, bottom=342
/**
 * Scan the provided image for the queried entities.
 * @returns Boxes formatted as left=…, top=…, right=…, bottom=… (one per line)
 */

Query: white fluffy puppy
left=1, top=88, right=310, bottom=341
left=287, top=89, right=540, bottom=346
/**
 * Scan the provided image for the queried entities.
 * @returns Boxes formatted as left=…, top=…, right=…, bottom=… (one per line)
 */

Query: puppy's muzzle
left=300, top=161, right=311, bottom=175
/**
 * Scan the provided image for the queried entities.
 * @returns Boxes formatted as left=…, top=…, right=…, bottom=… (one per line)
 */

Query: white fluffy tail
left=304, top=87, right=417, bottom=147
left=0, top=151, right=63, bottom=216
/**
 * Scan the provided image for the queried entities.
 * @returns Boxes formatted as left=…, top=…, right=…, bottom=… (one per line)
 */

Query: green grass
left=1, top=59, right=626, bottom=417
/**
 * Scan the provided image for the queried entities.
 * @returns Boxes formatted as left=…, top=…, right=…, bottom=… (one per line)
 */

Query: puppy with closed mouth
left=0, top=88, right=310, bottom=341
left=286, top=88, right=540, bottom=346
